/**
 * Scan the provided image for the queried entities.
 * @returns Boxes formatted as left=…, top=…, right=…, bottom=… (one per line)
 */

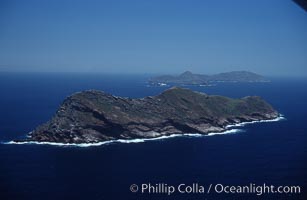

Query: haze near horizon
left=0, top=0, right=306, bottom=76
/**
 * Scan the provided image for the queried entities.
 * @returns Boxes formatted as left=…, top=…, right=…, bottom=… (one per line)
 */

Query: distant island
left=16, top=87, right=278, bottom=144
left=149, top=71, right=269, bottom=86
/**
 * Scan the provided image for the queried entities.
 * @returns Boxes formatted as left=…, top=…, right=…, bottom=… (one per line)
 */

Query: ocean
left=0, top=72, right=306, bottom=200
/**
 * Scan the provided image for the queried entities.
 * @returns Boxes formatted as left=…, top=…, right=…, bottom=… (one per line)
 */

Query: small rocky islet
left=17, top=87, right=279, bottom=144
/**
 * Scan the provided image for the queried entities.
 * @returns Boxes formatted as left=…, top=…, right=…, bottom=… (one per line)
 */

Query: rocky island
left=17, top=87, right=279, bottom=144
left=150, top=71, right=269, bottom=85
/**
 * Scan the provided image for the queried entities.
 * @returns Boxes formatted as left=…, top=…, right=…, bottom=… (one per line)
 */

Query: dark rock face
left=23, top=87, right=278, bottom=144
left=149, top=71, right=269, bottom=85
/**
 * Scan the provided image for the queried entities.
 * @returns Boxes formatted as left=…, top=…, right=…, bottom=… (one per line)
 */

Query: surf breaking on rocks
left=4, top=115, right=285, bottom=148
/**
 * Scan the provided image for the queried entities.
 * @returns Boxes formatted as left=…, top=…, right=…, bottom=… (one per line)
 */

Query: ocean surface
left=0, top=72, right=306, bottom=200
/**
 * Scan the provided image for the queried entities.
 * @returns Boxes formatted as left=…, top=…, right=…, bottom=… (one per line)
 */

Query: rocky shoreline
left=8, top=115, right=284, bottom=147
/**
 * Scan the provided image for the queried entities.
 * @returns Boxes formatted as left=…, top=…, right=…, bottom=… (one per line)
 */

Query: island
left=16, top=87, right=279, bottom=144
left=149, top=71, right=269, bottom=85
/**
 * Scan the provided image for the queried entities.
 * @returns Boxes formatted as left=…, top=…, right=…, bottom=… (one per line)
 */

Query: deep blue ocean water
left=0, top=72, right=306, bottom=200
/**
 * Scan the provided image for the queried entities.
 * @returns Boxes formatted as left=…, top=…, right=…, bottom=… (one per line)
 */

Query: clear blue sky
left=0, top=0, right=306, bottom=76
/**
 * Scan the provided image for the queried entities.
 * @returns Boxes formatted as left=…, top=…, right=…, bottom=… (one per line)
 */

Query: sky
left=0, top=0, right=306, bottom=76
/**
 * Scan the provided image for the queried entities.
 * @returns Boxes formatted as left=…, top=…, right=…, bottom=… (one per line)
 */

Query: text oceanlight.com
left=130, top=183, right=301, bottom=196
